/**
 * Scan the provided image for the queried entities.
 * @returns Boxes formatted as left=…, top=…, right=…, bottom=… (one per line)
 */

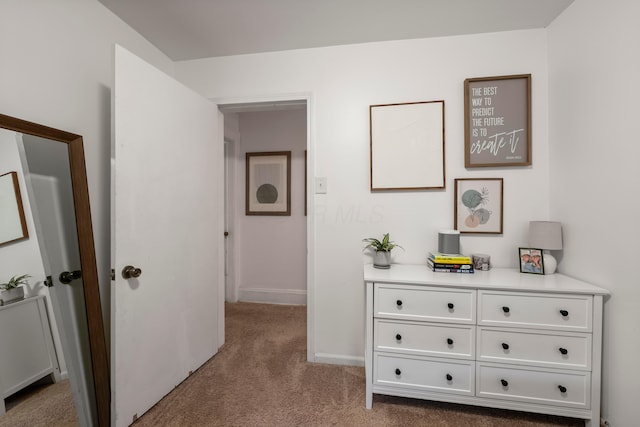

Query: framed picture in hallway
left=246, top=151, right=291, bottom=216
left=464, top=74, right=531, bottom=168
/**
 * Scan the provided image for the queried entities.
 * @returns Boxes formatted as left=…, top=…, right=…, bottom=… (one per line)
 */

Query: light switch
left=315, top=177, right=327, bottom=194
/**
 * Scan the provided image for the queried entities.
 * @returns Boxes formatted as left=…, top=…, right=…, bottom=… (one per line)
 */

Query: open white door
left=112, top=45, right=223, bottom=427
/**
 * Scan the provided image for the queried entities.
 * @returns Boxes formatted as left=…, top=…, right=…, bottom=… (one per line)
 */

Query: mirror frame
left=0, top=113, right=109, bottom=426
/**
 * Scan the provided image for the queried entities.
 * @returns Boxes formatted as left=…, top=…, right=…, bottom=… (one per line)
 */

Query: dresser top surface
left=363, top=264, right=610, bottom=295
left=0, top=294, right=44, bottom=311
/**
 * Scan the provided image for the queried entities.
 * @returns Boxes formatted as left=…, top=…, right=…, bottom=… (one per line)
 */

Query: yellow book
left=428, top=251, right=472, bottom=264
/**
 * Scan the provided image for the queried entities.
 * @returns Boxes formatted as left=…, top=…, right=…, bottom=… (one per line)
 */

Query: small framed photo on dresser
left=518, top=247, right=544, bottom=275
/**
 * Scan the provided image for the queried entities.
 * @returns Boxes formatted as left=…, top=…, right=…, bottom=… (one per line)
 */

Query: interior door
left=23, top=163, right=96, bottom=426
left=112, top=45, right=222, bottom=427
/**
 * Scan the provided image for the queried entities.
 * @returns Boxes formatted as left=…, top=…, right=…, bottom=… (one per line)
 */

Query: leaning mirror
left=0, top=113, right=109, bottom=426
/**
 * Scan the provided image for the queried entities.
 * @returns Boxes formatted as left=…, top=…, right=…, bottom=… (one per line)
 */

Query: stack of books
left=427, top=251, right=474, bottom=273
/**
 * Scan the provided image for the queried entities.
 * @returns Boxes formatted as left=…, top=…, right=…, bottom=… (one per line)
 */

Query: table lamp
left=529, top=221, right=563, bottom=274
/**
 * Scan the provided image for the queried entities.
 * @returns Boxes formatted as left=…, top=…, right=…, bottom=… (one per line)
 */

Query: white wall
left=176, top=30, right=551, bottom=362
left=234, top=109, right=307, bottom=305
left=547, top=0, right=640, bottom=425
left=0, top=0, right=174, bottom=332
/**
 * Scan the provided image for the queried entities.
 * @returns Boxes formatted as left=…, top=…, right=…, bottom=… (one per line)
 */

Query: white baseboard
left=238, top=287, right=307, bottom=305
left=313, top=353, right=365, bottom=367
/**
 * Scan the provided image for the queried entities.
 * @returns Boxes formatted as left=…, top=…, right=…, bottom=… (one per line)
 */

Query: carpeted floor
left=133, top=302, right=583, bottom=427
left=0, top=378, right=77, bottom=427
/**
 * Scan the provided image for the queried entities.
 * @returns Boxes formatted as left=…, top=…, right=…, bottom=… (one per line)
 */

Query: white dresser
left=364, top=264, right=609, bottom=426
left=0, top=296, right=59, bottom=415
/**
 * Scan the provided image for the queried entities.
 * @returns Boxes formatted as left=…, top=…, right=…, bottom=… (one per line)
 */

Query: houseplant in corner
left=363, top=233, right=402, bottom=269
left=0, top=274, right=30, bottom=306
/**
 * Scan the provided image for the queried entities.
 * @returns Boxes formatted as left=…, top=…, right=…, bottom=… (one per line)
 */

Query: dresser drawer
left=375, top=284, right=475, bottom=324
left=375, top=319, right=475, bottom=360
left=477, top=327, right=591, bottom=370
left=476, top=363, right=590, bottom=409
left=478, top=291, right=592, bottom=332
left=375, top=353, right=474, bottom=396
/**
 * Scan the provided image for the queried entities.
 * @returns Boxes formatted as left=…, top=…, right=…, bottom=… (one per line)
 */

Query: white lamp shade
left=529, top=221, right=563, bottom=250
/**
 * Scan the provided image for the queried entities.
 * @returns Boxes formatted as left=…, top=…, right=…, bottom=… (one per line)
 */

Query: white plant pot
left=373, top=251, right=391, bottom=269
left=0, top=287, right=25, bottom=305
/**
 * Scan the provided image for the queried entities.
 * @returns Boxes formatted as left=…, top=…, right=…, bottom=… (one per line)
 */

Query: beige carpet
left=133, top=302, right=582, bottom=427
left=0, top=378, right=78, bottom=427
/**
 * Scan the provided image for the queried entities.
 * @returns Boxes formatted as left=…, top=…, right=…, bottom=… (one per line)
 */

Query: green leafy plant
left=362, top=233, right=403, bottom=252
left=0, top=274, right=30, bottom=290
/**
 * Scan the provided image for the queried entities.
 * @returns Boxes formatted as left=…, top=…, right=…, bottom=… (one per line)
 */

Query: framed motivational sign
left=464, top=74, right=531, bottom=168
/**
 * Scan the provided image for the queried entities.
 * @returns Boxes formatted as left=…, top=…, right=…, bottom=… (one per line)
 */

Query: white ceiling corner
left=98, top=0, right=574, bottom=62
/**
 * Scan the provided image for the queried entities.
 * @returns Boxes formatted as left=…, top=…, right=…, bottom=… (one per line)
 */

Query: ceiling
left=98, top=0, right=574, bottom=62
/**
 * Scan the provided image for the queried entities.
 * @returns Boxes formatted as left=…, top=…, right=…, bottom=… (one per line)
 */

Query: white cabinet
left=375, top=284, right=476, bottom=324
left=476, top=363, right=591, bottom=409
left=374, top=353, right=475, bottom=396
left=477, top=291, right=593, bottom=332
left=375, top=319, right=475, bottom=359
left=476, top=327, right=592, bottom=370
left=0, top=296, right=59, bottom=415
left=364, top=265, right=609, bottom=426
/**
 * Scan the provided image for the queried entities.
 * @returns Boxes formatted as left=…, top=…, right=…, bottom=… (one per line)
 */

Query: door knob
left=122, top=265, right=142, bottom=279
left=60, top=270, right=82, bottom=284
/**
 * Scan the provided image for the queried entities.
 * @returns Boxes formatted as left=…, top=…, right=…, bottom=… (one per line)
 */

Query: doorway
left=219, top=98, right=312, bottom=357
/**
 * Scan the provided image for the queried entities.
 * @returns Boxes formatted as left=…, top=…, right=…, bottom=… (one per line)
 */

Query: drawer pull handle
left=501, top=342, right=510, bottom=350
left=558, top=385, right=567, bottom=393
left=396, top=300, right=403, bottom=307
left=447, top=338, right=454, bottom=345
left=395, top=368, right=401, bottom=376
left=559, top=309, right=569, bottom=317
left=447, top=303, right=454, bottom=309
left=446, top=374, right=453, bottom=381
left=502, top=306, right=510, bottom=313
left=559, top=347, right=568, bottom=355
left=396, top=334, right=402, bottom=341
left=500, top=379, right=509, bottom=387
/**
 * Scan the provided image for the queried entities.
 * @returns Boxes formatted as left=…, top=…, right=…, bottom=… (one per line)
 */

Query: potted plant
left=0, top=274, right=30, bottom=305
left=363, top=233, right=403, bottom=269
